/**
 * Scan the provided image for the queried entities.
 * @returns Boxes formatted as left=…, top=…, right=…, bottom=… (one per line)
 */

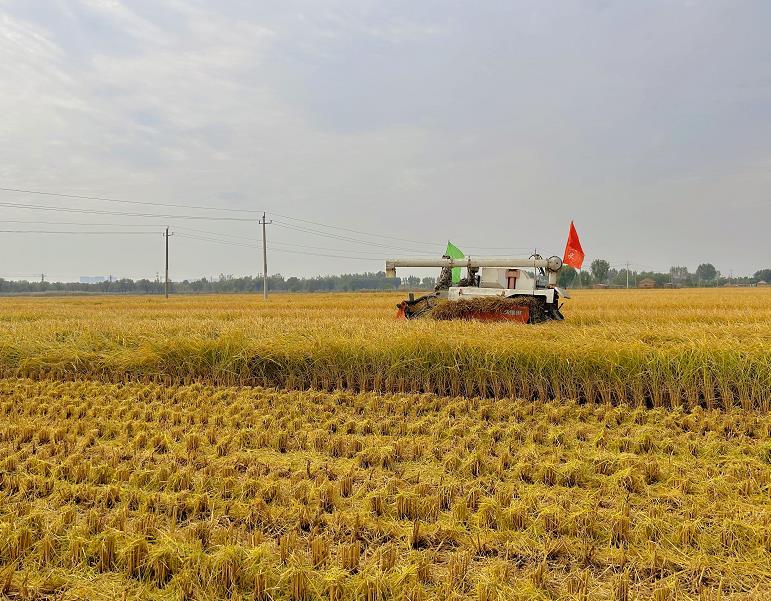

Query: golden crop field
left=0, top=289, right=770, bottom=410
left=0, top=289, right=769, bottom=600
left=1, top=379, right=769, bottom=600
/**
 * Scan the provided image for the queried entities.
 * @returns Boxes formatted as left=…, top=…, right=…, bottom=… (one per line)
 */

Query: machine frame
left=387, top=255, right=569, bottom=322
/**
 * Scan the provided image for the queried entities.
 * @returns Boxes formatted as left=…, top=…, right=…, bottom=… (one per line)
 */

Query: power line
left=176, top=228, right=411, bottom=258
left=271, top=211, right=444, bottom=247
left=271, top=241, right=406, bottom=257
left=271, top=247, right=378, bottom=261
left=0, top=186, right=264, bottom=214
left=175, top=225, right=438, bottom=257
left=176, top=224, right=534, bottom=259
left=0, top=200, right=259, bottom=221
left=0, top=219, right=168, bottom=227
left=176, top=232, right=377, bottom=261
left=1, top=186, right=533, bottom=251
left=0, top=229, right=160, bottom=234
left=173, top=226, right=257, bottom=241
left=270, top=211, right=535, bottom=251
left=176, top=232, right=390, bottom=260
left=176, top=233, right=258, bottom=248
left=0, top=185, right=571, bottom=278
left=0, top=186, right=496, bottom=247
left=272, top=220, right=434, bottom=254
left=272, top=219, right=536, bottom=254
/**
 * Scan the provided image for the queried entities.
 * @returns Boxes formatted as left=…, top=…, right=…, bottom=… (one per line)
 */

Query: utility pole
left=40, top=274, right=45, bottom=284
left=260, top=212, right=272, bottom=300
left=626, top=262, right=630, bottom=289
left=163, top=227, right=174, bottom=299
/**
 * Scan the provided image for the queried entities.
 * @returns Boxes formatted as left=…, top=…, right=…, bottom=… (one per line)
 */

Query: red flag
left=563, top=221, right=584, bottom=269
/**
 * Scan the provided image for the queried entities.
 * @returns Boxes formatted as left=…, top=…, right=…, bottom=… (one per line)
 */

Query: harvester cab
left=386, top=255, right=570, bottom=323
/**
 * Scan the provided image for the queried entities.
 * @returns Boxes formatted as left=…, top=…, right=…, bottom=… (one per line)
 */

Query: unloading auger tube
left=386, top=257, right=562, bottom=282
left=387, top=256, right=569, bottom=322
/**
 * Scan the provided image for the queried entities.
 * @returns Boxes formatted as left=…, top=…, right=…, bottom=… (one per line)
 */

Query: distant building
left=79, top=276, right=107, bottom=284
left=638, top=278, right=656, bottom=289
left=592, top=283, right=609, bottom=289
left=757, top=281, right=768, bottom=287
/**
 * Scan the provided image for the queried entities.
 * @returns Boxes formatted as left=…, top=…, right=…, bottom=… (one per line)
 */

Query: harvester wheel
left=548, top=305, right=565, bottom=321
left=396, top=293, right=439, bottom=320
left=527, top=297, right=549, bottom=324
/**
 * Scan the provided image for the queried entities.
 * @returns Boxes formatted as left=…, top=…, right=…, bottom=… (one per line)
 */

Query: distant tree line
left=0, top=272, right=435, bottom=294
left=555, top=261, right=771, bottom=288
left=1, top=264, right=768, bottom=295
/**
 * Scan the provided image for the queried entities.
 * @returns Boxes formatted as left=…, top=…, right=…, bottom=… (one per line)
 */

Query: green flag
left=445, top=241, right=464, bottom=284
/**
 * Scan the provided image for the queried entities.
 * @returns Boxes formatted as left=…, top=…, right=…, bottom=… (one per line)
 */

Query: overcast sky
left=1, top=0, right=769, bottom=281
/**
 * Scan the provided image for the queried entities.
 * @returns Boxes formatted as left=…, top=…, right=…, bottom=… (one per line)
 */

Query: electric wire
left=0, top=229, right=160, bottom=234
left=270, top=211, right=445, bottom=247
left=176, top=232, right=393, bottom=259
left=0, top=185, right=579, bottom=277
left=0, top=200, right=259, bottom=221
left=0, top=219, right=167, bottom=227
left=0, top=216, right=449, bottom=257
left=0, top=200, right=469, bottom=254
left=272, top=247, right=376, bottom=261
left=176, top=232, right=377, bottom=261
left=270, top=211, right=536, bottom=251
left=173, top=226, right=257, bottom=241
left=0, top=186, right=264, bottom=214
left=1, top=187, right=534, bottom=251
left=174, top=226, right=433, bottom=257
left=0, top=216, right=430, bottom=255
left=271, top=220, right=436, bottom=254
left=175, top=233, right=257, bottom=248
left=0, top=186, right=483, bottom=247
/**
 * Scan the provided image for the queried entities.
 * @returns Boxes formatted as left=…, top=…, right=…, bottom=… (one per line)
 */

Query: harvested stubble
left=0, top=289, right=769, bottom=410
left=0, top=379, right=769, bottom=599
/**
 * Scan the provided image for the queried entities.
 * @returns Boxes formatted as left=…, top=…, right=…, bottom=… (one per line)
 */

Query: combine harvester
left=386, top=254, right=570, bottom=323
